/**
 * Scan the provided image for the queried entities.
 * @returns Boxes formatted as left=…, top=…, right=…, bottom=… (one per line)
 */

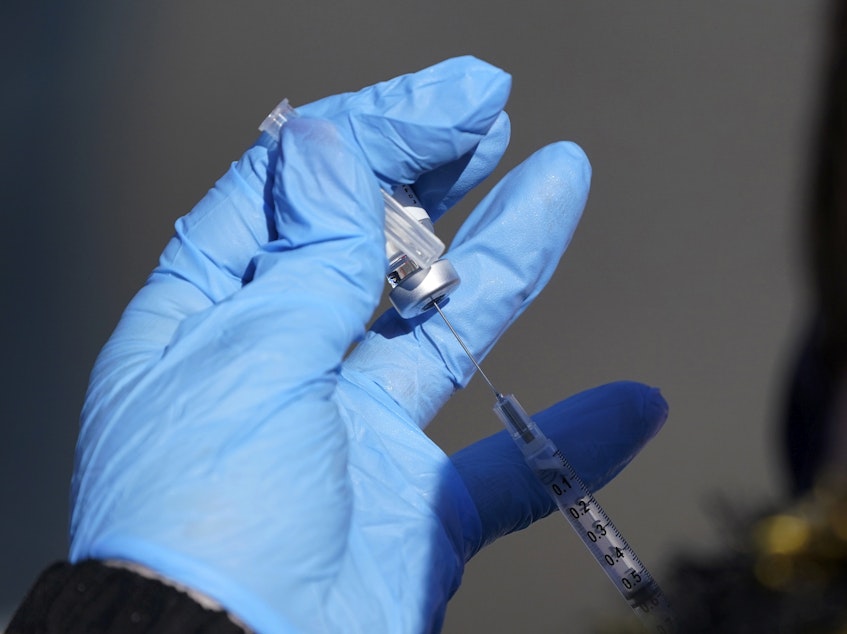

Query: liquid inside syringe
left=432, top=302, right=676, bottom=633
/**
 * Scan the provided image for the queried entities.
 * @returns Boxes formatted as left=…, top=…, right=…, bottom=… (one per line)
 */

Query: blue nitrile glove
left=69, top=56, right=667, bottom=634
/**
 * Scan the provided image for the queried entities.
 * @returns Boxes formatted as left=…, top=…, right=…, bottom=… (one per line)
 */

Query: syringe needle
left=432, top=302, right=501, bottom=398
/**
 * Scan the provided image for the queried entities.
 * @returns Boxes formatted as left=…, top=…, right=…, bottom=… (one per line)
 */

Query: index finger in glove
left=299, top=56, right=510, bottom=191
left=108, top=57, right=511, bottom=357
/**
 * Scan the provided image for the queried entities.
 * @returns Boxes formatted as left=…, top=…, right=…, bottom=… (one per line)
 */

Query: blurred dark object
left=597, top=486, right=847, bottom=633
left=638, top=2, right=847, bottom=631
left=666, top=486, right=847, bottom=633
left=786, top=322, right=839, bottom=494
left=785, top=0, right=847, bottom=494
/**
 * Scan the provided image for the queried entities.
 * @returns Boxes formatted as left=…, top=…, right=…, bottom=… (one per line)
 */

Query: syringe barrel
left=493, top=393, right=677, bottom=633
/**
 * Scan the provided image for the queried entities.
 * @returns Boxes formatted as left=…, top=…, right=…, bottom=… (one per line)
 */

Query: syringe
left=432, top=302, right=677, bottom=633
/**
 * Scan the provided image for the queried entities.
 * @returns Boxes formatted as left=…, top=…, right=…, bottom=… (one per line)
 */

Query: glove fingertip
left=642, top=386, right=670, bottom=441
left=542, top=140, right=592, bottom=204
left=540, top=381, right=669, bottom=491
left=433, top=54, right=512, bottom=99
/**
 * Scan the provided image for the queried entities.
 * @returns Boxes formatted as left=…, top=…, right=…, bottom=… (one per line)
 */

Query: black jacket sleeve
left=7, top=560, right=247, bottom=634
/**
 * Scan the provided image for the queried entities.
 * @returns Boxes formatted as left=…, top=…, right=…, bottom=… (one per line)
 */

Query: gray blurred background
left=1, top=2, right=828, bottom=631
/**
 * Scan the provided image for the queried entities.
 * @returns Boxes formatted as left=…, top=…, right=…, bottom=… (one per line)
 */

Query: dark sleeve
left=7, top=560, right=247, bottom=634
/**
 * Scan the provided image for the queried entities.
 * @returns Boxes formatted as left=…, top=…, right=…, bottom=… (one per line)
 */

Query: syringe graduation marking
left=432, top=301, right=676, bottom=633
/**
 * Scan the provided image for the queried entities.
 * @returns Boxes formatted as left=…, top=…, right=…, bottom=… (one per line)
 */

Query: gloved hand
left=69, top=56, right=667, bottom=633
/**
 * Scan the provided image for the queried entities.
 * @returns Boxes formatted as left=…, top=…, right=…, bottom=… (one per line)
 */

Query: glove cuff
left=7, top=560, right=248, bottom=633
